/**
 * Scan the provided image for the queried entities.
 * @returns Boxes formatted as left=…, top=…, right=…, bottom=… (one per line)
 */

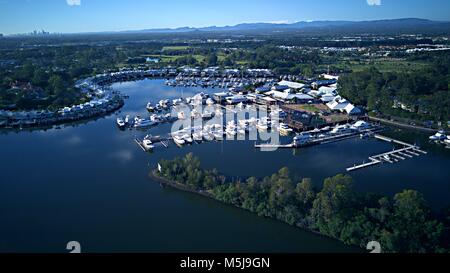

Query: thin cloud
left=66, top=0, right=81, bottom=6
left=367, top=0, right=381, bottom=6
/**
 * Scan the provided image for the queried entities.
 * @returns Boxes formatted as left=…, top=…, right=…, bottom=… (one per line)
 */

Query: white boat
left=150, top=114, right=160, bottom=122
left=116, top=117, right=126, bottom=128
left=444, top=136, right=450, bottom=145
left=124, top=115, right=130, bottom=124
left=226, top=123, right=237, bottom=135
left=212, top=124, right=224, bottom=140
left=177, top=111, right=186, bottom=120
left=429, top=131, right=447, bottom=141
left=146, top=102, right=155, bottom=112
left=134, top=117, right=157, bottom=128
left=293, top=133, right=312, bottom=146
left=206, top=98, right=215, bottom=106
left=331, top=124, right=354, bottom=134
left=193, top=130, right=203, bottom=141
left=173, top=135, right=186, bottom=146
left=202, top=125, right=214, bottom=141
left=278, top=123, right=293, bottom=135
left=238, top=119, right=249, bottom=126
left=191, top=109, right=202, bottom=120
left=215, top=108, right=223, bottom=117
left=257, top=118, right=270, bottom=131
left=202, top=110, right=213, bottom=119
left=237, top=125, right=246, bottom=135
left=142, top=139, right=154, bottom=151
left=134, top=120, right=156, bottom=128
left=172, top=98, right=183, bottom=106
left=182, top=134, right=194, bottom=144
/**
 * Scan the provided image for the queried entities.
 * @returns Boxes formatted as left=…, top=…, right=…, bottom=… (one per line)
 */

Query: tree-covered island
left=154, top=153, right=450, bottom=253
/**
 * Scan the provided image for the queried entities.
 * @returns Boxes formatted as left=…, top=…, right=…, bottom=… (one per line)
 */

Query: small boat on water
left=278, top=123, right=293, bottom=135
left=142, top=139, right=155, bottom=151
left=193, top=130, right=203, bottom=142
left=182, top=134, right=194, bottom=144
left=293, top=133, right=312, bottom=147
left=116, top=117, right=126, bottom=128
left=173, top=135, right=186, bottom=146
left=429, top=131, right=447, bottom=141
left=215, top=108, right=223, bottom=117
left=237, top=125, right=246, bottom=135
left=191, top=109, right=202, bottom=120
left=172, top=98, right=183, bottom=106
left=202, top=110, right=214, bottom=119
left=212, top=124, right=224, bottom=140
left=257, top=118, right=270, bottom=131
left=146, top=102, right=155, bottom=112
left=331, top=124, right=354, bottom=134
left=177, top=111, right=186, bottom=120
left=134, top=116, right=157, bottom=128
left=445, top=136, right=450, bottom=144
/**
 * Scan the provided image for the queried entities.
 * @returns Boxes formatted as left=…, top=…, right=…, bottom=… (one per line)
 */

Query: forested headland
left=155, top=153, right=450, bottom=253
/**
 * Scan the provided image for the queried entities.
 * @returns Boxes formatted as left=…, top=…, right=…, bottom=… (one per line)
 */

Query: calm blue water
left=1, top=79, right=449, bottom=253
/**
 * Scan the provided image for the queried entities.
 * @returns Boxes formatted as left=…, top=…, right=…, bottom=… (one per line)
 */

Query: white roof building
left=321, top=74, right=340, bottom=80
left=318, top=86, right=337, bottom=95
left=320, top=94, right=337, bottom=103
left=278, top=80, right=305, bottom=90
left=267, top=91, right=314, bottom=101
left=344, top=104, right=361, bottom=115
left=327, top=98, right=350, bottom=111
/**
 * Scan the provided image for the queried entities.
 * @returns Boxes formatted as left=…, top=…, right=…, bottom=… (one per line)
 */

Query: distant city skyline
left=1, top=0, right=450, bottom=35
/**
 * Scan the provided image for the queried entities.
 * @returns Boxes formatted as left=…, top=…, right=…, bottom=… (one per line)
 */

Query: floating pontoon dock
left=346, top=134, right=427, bottom=172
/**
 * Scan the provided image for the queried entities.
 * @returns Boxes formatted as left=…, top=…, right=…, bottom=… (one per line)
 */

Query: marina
left=1, top=78, right=450, bottom=253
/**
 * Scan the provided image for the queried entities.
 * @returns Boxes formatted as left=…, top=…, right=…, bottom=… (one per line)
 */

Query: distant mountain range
left=123, top=18, right=450, bottom=35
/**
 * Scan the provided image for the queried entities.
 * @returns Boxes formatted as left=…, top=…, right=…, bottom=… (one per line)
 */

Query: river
left=1, top=79, right=449, bottom=253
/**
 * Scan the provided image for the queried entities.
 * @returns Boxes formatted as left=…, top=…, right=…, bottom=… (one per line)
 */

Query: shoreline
left=149, top=169, right=362, bottom=252
left=0, top=100, right=124, bottom=130
left=368, top=116, right=446, bottom=133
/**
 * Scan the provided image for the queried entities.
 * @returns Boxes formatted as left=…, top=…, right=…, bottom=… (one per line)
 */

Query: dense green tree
left=157, top=153, right=448, bottom=253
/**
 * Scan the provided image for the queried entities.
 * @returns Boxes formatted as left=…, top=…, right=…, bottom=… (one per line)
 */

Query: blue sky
left=0, top=0, right=450, bottom=35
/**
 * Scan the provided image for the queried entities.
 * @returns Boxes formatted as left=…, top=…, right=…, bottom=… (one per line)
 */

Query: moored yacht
left=116, top=117, right=126, bottom=128
left=177, top=111, right=186, bottom=120
left=293, top=133, right=312, bottom=147
left=444, top=136, right=450, bottom=145
left=278, top=123, right=293, bottom=135
left=192, top=130, right=203, bottom=142
left=142, top=139, right=154, bottom=151
left=134, top=116, right=157, bottom=128
left=146, top=102, right=155, bottom=112
left=182, top=134, right=194, bottom=144
left=331, top=124, right=354, bottom=134
left=173, top=135, right=186, bottom=146
left=429, top=131, right=447, bottom=141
